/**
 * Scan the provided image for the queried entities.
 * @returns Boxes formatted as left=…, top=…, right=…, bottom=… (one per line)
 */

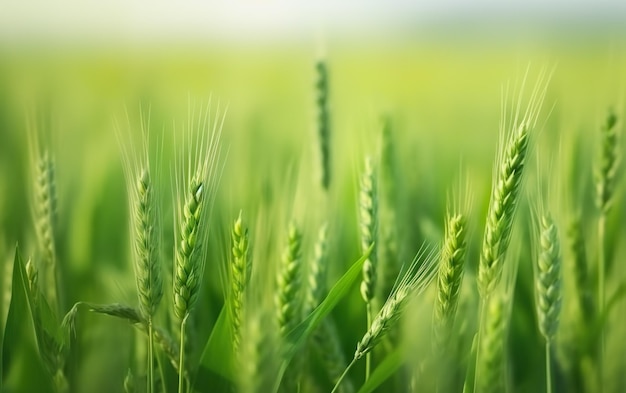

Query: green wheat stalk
left=594, top=109, right=620, bottom=390
left=173, top=103, right=224, bottom=393
left=535, top=213, right=562, bottom=393
left=359, top=155, right=378, bottom=380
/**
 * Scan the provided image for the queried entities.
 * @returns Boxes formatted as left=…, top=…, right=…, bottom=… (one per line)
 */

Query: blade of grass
left=194, top=301, right=233, bottom=386
left=2, top=246, right=55, bottom=392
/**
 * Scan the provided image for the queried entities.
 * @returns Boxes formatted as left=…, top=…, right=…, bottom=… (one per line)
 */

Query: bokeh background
left=1, top=1, right=626, bottom=392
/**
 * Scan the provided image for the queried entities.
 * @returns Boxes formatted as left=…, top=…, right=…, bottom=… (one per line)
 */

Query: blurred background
left=1, top=1, right=626, bottom=392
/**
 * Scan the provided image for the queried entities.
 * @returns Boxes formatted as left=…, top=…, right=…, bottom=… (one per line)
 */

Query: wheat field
left=0, top=31, right=625, bottom=393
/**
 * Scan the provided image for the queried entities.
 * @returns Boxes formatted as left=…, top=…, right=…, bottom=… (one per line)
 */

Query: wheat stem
left=178, top=316, right=188, bottom=393
left=597, top=213, right=606, bottom=389
left=148, top=321, right=154, bottom=393
left=546, top=341, right=552, bottom=393
left=331, top=358, right=357, bottom=393
left=594, top=110, right=619, bottom=389
left=365, top=304, right=372, bottom=381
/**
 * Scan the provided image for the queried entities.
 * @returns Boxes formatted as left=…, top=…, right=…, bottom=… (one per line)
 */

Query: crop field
left=0, top=22, right=626, bottom=393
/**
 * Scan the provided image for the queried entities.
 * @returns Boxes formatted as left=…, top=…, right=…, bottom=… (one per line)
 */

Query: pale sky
left=1, top=0, right=625, bottom=44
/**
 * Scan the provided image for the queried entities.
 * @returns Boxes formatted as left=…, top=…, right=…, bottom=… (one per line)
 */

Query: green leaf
left=194, top=301, right=234, bottom=389
left=357, top=347, right=405, bottom=393
left=1, top=245, right=55, bottom=392
left=285, top=245, right=372, bottom=356
left=0, top=254, right=6, bottom=391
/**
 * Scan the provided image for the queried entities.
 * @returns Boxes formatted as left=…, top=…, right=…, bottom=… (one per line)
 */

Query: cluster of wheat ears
left=5, top=62, right=623, bottom=393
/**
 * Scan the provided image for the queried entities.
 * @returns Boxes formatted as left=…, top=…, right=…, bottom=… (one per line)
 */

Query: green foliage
left=0, top=45, right=625, bottom=393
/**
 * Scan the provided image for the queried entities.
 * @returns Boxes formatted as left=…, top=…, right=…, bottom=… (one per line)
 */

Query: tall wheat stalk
left=117, top=109, right=163, bottom=393
left=474, top=69, right=550, bottom=392
left=359, top=156, right=378, bottom=380
left=173, top=102, right=224, bottom=393
left=594, top=109, right=620, bottom=388
left=534, top=213, right=562, bottom=393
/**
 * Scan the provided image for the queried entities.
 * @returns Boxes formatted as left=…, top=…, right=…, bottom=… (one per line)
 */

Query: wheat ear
left=477, top=70, right=549, bottom=298
left=35, top=151, right=60, bottom=311
left=316, top=59, right=331, bottom=191
left=304, top=222, right=328, bottom=314
left=275, top=222, right=303, bottom=337
left=595, top=110, right=620, bottom=213
left=133, top=168, right=162, bottom=319
left=475, top=293, right=507, bottom=393
left=230, top=210, right=250, bottom=354
left=238, top=311, right=279, bottom=393
left=566, top=215, right=593, bottom=320
left=360, top=156, right=379, bottom=305
left=378, top=115, right=400, bottom=310
left=433, top=212, right=468, bottom=353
